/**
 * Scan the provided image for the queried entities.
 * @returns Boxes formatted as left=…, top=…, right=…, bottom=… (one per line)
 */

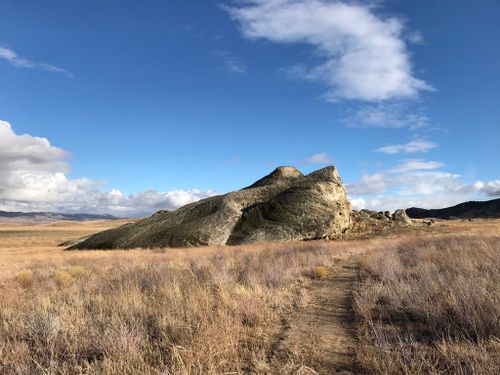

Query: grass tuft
left=15, top=269, right=34, bottom=288
left=311, top=266, right=329, bottom=279
left=64, top=266, right=87, bottom=278
left=53, top=270, right=74, bottom=287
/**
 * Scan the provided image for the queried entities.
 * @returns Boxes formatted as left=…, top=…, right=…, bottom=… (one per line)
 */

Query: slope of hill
left=0, top=210, right=118, bottom=223
left=406, top=198, right=500, bottom=219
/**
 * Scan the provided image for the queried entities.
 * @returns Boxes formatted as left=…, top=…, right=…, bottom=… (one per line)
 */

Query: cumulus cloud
left=0, top=46, right=73, bottom=78
left=0, top=121, right=215, bottom=216
left=215, top=49, right=247, bottom=75
left=347, top=158, right=499, bottom=211
left=347, top=173, right=388, bottom=195
left=305, top=152, right=331, bottom=164
left=225, top=0, right=432, bottom=101
left=473, top=180, right=500, bottom=197
left=376, top=139, right=437, bottom=154
left=349, top=197, right=366, bottom=211
left=0, top=121, right=70, bottom=173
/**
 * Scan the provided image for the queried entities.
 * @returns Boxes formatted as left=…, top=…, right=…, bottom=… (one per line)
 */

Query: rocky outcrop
left=70, top=166, right=352, bottom=249
left=392, top=209, right=413, bottom=225
left=348, top=208, right=412, bottom=237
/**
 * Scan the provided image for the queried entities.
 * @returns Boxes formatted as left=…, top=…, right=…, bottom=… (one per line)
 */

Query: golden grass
left=0, top=220, right=372, bottom=374
left=52, top=269, right=74, bottom=287
left=15, top=269, right=34, bottom=288
left=0, top=218, right=499, bottom=374
left=354, top=235, right=500, bottom=374
left=0, top=219, right=132, bottom=279
left=311, top=265, right=329, bottom=279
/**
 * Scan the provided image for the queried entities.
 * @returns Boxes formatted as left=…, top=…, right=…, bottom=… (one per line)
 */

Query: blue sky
left=0, top=0, right=499, bottom=216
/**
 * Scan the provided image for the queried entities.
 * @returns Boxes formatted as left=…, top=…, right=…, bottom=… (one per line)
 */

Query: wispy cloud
left=390, top=159, right=444, bottom=174
left=225, top=0, right=432, bottom=101
left=304, top=152, right=331, bottom=164
left=346, top=102, right=430, bottom=129
left=215, top=49, right=247, bottom=75
left=377, top=139, right=437, bottom=154
left=0, top=46, right=73, bottom=78
left=407, top=30, right=424, bottom=44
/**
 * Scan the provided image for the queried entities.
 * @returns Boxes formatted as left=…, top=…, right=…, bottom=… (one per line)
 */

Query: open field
left=0, top=219, right=135, bottom=279
left=0, top=219, right=499, bottom=374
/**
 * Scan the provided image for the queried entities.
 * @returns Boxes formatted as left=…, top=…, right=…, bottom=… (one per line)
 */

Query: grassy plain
left=0, top=219, right=498, bottom=374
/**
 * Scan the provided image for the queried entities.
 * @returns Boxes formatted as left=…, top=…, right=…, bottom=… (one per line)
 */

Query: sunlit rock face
left=70, top=166, right=352, bottom=249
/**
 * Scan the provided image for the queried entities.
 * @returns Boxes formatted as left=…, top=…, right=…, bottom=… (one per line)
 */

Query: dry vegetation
left=0, top=222, right=367, bottom=375
left=0, top=219, right=499, bottom=374
left=355, top=235, right=500, bottom=374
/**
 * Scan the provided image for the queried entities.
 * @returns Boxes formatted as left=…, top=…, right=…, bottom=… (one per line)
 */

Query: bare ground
left=273, top=256, right=362, bottom=374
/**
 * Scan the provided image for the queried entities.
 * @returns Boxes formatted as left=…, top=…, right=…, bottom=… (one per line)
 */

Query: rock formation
left=348, top=208, right=412, bottom=237
left=70, top=166, right=352, bottom=249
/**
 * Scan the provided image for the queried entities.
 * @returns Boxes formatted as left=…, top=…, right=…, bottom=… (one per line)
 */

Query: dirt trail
left=275, top=256, right=360, bottom=374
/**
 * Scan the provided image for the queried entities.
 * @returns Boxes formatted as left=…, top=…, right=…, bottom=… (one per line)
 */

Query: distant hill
left=406, top=198, right=500, bottom=219
left=0, top=210, right=119, bottom=223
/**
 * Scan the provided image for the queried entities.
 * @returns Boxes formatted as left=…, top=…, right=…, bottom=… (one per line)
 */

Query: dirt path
left=274, top=256, right=360, bottom=374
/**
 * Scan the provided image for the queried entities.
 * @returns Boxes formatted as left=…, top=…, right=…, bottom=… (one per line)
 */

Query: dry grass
left=354, top=235, right=500, bottom=374
left=0, top=234, right=366, bottom=374
left=311, top=265, right=329, bottom=279
left=1, top=219, right=499, bottom=374
left=15, top=269, right=34, bottom=288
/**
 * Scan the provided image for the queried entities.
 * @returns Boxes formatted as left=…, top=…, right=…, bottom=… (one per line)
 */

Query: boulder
left=392, top=209, right=412, bottom=225
left=70, top=166, right=352, bottom=249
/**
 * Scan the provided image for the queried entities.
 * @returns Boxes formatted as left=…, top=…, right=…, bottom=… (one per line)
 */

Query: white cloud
left=349, top=197, right=366, bottom=210
left=225, top=0, right=432, bottom=101
left=407, top=30, right=424, bottom=44
left=473, top=180, right=500, bottom=197
left=389, top=159, right=444, bottom=174
left=0, top=121, right=70, bottom=173
left=305, top=152, right=331, bottom=164
left=0, top=46, right=73, bottom=78
left=347, top=102, right=430, bottom=129
left=215, top=49, right=247, bottom=75
left=0, top=121, right=215, bottom=216
left=347, top=173, right=388, bottom=195
left=347, top=156, right=499, bottom=211
left=376, top=139, right=437, bottom=154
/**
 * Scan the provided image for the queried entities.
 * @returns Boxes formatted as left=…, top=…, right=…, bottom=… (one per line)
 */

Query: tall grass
left=354, top=236, right=500, bottom=374
left=0, top=241, right=356, bottom=375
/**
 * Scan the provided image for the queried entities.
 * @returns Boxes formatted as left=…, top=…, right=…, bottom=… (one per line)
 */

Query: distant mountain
left=0, top=210, right=119, bottom=222
left=406, top=198, right=500, bottom=219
